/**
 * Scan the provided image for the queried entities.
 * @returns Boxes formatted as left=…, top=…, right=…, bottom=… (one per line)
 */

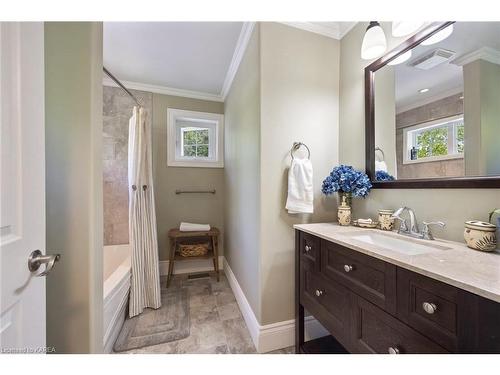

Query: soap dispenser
left=337, top=195, right=352, bottom=226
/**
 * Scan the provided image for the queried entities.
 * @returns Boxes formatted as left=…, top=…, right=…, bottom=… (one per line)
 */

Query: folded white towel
left=357, top=218, right=373, bottom=224
left=286, top=158, right=314, bottom=214
left=375, top=160, right=388, bottom=173
left=179, top=222, right=211, bottom=232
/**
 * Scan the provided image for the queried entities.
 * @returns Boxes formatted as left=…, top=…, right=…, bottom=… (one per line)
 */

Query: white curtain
left=128, top=106, right=161, bottom=317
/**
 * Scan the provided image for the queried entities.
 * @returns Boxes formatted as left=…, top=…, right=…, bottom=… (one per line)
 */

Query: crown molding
left=452, top=47, right=500, bottom=67
left=220, top=22, right=256, bottom=100
left=396, top=86, right=463, bottom=114
left=279, top=22, right=357, bottom=40
left=102, top=76, right=224, bottom=102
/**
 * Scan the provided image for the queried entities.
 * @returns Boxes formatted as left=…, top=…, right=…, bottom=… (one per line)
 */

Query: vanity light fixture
left=361, top=21, right=387, bottom=60
left=421, top=24, right=454, bottom=45
left=388, top=49, right=412, bottom=65
left=392, top=21, right=424, bottom=37
left=419, top=88, right=430, bottom=93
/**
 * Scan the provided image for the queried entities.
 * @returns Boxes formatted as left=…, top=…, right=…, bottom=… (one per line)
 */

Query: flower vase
left=337, top=192, right=352, bottom=226
left=339, top=192, right=352, bottom=208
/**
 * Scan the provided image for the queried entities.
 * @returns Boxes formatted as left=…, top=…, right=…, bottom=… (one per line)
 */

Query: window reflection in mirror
left=374, top=22, right=500, bottom=181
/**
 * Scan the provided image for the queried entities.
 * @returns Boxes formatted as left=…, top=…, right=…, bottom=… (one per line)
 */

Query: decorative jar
left=464, top=221, right=497, bottom=252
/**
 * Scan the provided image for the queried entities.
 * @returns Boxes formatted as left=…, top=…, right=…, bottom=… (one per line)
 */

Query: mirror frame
left=365, top=21, right=500, bottom=188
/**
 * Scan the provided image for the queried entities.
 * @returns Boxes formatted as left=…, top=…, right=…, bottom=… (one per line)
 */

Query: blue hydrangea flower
left=321, top=165, right=372, bottom=198
left=375, top=170, right=395, bottom=181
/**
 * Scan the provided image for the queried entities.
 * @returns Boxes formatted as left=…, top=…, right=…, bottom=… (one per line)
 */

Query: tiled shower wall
left=103, top=86, right=153, bottom=245
left=396, top=93, right=464, bottom=179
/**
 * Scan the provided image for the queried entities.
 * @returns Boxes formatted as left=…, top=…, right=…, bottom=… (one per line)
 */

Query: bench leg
left=211, top=235, right=219, bottom=282
left=167, top=238, right=176, bottom=287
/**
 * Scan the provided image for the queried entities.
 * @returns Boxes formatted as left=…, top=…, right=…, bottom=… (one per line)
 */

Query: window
left=403, top=114, right=464, bottom=164
left=167, top=108, right=224, bottom=168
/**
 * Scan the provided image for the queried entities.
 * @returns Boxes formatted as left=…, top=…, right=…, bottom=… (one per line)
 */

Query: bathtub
left=103, top=244, right=131, bottom=353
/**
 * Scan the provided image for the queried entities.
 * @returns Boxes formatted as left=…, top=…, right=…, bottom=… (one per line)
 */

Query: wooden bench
left=166, top=227, right=220, bottom=287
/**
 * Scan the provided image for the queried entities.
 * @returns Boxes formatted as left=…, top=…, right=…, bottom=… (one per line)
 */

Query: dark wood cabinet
left=295, top=229, right=500, bottom=354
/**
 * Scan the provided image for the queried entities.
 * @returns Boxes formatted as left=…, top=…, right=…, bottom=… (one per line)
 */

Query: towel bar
left=175, top=189, right=216, bottom=194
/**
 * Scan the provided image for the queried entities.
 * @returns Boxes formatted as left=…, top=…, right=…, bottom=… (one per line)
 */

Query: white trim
left=396, top=87, right=463, bottom=114
left=452, top=46, right=500, bottom=67
left=220, top=22, right=256, bottom=100
left=103, top=76, right=223, bottom=103
left=167, top=108, right=224, bottom=168
left=223, top=257, right=329, bottom=353
left=159, top=256, right=224, bottom=276
left=279, top=22, right=357, bottom=40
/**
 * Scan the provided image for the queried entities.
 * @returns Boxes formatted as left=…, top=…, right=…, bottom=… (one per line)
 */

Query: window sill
left=167, top=159, right=224, bottom=168
left=403, top=154, right=463, bottom=165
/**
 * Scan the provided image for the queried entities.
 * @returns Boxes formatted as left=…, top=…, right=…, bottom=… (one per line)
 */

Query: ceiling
left=103, top=22, right=244, bottom=96
left=103, top=22, right=356, bottom=100
left=393, top=22, right=500, bottom=112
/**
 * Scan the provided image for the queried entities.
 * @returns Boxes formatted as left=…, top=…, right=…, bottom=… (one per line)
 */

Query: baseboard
left=159, top=256, right=224, bottom=276
left=222, top=257, right=329, bottom=353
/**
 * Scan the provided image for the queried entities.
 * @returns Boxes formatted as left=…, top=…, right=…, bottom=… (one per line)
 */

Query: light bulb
left=361, top=21, right=387, bottom=60
left=421, top=24, right=454, bottom=46
left=388, top=50, right=412, bottom=65
left=392, top=21, right=424, bottom=37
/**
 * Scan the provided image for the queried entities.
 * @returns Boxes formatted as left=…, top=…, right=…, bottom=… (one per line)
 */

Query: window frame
left=402, top=114, right=464, bottom=165
left=167, top=108, right=224, bottom=168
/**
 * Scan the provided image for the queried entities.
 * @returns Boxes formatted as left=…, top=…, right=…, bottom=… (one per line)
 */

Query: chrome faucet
left=392, top=207, right=445, bottom=240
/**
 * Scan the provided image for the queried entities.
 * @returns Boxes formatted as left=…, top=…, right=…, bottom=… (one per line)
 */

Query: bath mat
left=113, top=288, right=190, bottom=352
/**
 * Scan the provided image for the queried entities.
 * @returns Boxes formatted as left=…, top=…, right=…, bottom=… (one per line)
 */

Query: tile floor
left=118, top=272, right=294, bottom=354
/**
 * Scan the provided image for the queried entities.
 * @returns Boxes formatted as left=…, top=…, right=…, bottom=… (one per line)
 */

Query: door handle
left=28, top=250, right=60, bottom=276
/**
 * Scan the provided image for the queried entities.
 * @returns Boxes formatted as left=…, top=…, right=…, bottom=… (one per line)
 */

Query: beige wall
left=464, top=60, right=500, bottom=176
left=152, top=93, right=225, bottom=260
left=45, top=22, right=103, bottom=353
left=396, top=93, right=464, bottom=179
left=224, top=25, right=262, bottom=320
left=374, top=67, right=397, bottom=177
left=340, top=22, right=500, bottom=243
left=259, top=23, right=340, bottom=324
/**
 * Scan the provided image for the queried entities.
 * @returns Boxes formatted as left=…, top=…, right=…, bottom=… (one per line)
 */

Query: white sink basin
left=346, top=231, right=450, bottom=255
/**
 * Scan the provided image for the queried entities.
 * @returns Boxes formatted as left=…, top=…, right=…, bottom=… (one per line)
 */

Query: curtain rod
left=103, top=66, right=141, bottom=107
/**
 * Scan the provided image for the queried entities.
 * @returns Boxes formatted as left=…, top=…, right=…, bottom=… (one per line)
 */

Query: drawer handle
left=305, top=245, right=312, bottom=253
left=315, top=289, right=323, bottom=297
left=388, top=347, right=400, bottom=354
left=422, top=302, right=437, bottom=314
left=343, top=264, right=353, bottom=273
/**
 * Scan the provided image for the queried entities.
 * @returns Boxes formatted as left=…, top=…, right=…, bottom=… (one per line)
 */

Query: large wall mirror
left=365, top=22, right=500, bottom=188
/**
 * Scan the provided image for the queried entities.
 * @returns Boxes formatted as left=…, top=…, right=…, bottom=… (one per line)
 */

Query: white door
left=0, top=22, right=54, bottom=353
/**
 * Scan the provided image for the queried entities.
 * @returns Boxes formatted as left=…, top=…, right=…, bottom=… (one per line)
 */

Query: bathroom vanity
left=295, top=223, right=500, bottom=354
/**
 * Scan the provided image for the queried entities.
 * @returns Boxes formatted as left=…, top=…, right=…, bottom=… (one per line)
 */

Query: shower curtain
left=128, top=106, right=161, bottom=317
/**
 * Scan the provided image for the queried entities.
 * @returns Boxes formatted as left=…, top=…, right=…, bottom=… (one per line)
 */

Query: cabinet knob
left=315, top=289, right=323, bottom=297
left=422, top=302, right=437, bottom=314
left=305, top=245, right=312, bottom=253
left=343, top=264, right=353, bottom=273
left=388, top=347, right=400, bottom=354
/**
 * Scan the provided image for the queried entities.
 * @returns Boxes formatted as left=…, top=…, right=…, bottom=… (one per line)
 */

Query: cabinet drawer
left=320, top=240, right=396, bottom=314
left=299, top=232, right=320, bottom=270
left=397, top=268, right=461, bottom=352
left=351, top=295, right=448, bottom=354
left=300, top=261, right=350, bottom=342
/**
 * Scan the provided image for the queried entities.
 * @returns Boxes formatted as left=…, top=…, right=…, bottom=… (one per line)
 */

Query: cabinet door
left=300, top=260, right=351, bottom=344
left=351, top=294, right=448, bottom=354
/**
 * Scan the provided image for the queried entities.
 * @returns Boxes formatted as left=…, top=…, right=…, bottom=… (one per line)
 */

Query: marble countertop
left=294, top=222, right=500, bottom=303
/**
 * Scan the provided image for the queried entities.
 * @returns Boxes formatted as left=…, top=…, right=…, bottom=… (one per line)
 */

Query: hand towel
left=179, top=222, right=211, bottom=232
left=375, top=160, right=388, bottom=172
left=286, top=158, right=314, bottom=214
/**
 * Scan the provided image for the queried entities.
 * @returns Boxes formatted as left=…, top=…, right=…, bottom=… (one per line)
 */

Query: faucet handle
left=421, top=221, right=446, bottom=240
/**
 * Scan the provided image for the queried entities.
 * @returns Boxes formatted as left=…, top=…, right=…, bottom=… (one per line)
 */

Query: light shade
left=421, top=24, right=454, bottom=46
left=361, top=22, right=387, bottom=60
left=392, top=21, right=424, bottom=37
left=388, top=50, right=412, bottom=65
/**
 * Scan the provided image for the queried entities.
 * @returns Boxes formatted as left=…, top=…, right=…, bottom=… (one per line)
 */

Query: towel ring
left=291, top=142, right=311, bottom=160
left=375, top=146, right=385, bottom=162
